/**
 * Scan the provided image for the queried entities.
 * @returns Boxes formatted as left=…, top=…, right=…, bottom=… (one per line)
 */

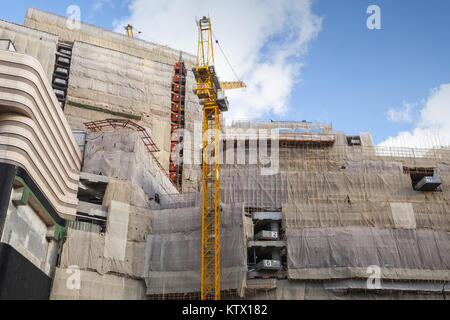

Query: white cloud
left=114, top=0, right=322, bottom=122
left=93, top=0, right=115, bottom=11
left=386, top=101, right=415, bottom=123
left=379, top=83, right=450, bottom=148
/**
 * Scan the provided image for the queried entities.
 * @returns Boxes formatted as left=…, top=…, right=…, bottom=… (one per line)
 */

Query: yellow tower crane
left=124, top=24, right=142, bottom=38
left=125, top=24, right=134, bottom=37
left=193, top=16, right=245, bottom=300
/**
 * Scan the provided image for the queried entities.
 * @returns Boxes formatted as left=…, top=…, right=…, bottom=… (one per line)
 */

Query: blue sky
left=288, top=0, right=450, bottom=143
left=2, top=0, right=450, bottom=146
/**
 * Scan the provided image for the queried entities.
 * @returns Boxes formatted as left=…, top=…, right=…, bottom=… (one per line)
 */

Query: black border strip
left=0, top=243, right=51, bottom=300
left=0, top=163, right=66, bottom=227
left=0, top=163, right=16, bottom=237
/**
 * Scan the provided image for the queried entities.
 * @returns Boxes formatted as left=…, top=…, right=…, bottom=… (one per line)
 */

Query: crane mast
left=194, top=16, right=245, bottom=301
left=193, top=16, right=225, bottom=301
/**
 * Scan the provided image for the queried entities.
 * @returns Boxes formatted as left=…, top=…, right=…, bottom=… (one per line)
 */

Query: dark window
left=404, top=167, right=434, bottom=184
left=403, top=167, right=438, bottom=190
left=347, top=136, right=361, bottom=146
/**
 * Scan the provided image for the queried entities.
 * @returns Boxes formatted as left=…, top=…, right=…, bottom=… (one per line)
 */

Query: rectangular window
left=403, top=167, right=441, bottom=191
left=347, top=136, right=361, bottom=146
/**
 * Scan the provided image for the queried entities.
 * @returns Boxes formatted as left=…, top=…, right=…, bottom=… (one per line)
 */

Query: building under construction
left=0, top=8, right=448, bottom=300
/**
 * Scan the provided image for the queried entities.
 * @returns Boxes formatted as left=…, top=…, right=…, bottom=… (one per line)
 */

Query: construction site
left=0, top=8, right=449, bottom=300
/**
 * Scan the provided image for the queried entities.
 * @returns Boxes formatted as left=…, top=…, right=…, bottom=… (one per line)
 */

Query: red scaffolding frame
left=84, top=118, right=160, bottom=153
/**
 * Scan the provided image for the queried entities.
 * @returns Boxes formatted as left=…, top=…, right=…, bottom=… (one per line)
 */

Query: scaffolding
left=83, top=119, right=177, bottom=188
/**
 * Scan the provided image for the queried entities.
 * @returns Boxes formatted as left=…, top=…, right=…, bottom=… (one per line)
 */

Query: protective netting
left=282, top=201, right=450, bottom=231
left=17, top=6, right=450, bottom=299
left=436, top=162, right=450, bottom=175
left=220, top=167, right=288, bottom=209
left=84, top=139, right=449, bottom=298
left=50, top=267, right=146, bottom=300
left=158, top=192, right=201, bottom=210
left=245, top=279, right=447, bottom=300
left=144, top=204, right=247, bottom=296
left=344, top=159, right=404, bottom=173
left=83, top=128, right=178, bottom=206
left=182, top=140, right=450, bottom=195
left=286, top=227, right=450, bottom=281
left=283, top=201, right=392, bottom=229
left=61, top=228, right=146, bottom=277
left=25, top=8, right=197, bottom=68
left=63, top=40, right=202, bottom=168
left=286, top=172, right=450, bottom=203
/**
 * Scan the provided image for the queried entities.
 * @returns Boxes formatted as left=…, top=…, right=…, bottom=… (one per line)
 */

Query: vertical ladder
left=52, top=41, right=73, bottom=110
left=202, top=103, right=221, bottom=300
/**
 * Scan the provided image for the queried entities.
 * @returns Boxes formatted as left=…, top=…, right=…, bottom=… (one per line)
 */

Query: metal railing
left=334, top=145, right=450, bottom=160
left=67, top=220, right=102, bottom=233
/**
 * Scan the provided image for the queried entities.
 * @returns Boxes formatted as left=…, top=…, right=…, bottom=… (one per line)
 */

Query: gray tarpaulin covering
left=159, top=192, right=201, bottom=210
left=345, top=159, right=404, bottom=174
left=282, top=201, right=393, bottom=229
left=51, top=267, right=146, bottom=300
left=286, top=172, right=450, bottom=203
left=282, top=200, right=450, bottom=231
left=221, top=168, right=288, bottom=208
left=144, top=204, right=247, bottom=296
left=436, top=162, right=450, bottom=175
left=287, top=227, right=450, bottom=281
left=83, top=128, right=177, bottom=205
left=61, top=228, right=146, bottom=277
left=323, top=279, right=450, bottom=293
left=246, top=280, right=447, bottom=300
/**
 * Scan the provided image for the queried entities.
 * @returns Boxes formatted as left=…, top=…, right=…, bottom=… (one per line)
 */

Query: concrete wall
left=0, top=19, right=57, bottom=81
left=24, top=8, right=203, bottom=174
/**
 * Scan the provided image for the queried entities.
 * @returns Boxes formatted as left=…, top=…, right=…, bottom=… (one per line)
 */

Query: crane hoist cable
left=212, top=32, right=242, bottom=83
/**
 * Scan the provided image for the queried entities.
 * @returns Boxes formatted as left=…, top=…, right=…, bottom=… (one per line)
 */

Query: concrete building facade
left=0, top=47, right=81, bottom=299
left=0, top=8, right=448, bottom=300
